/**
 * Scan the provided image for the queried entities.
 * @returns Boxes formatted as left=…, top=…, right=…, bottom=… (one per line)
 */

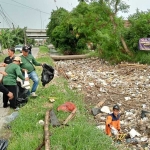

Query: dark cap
left=113, top=104, right=120, bottom=110
left=8, top=47, right=15, bottom=53
left=22, top=46, right=29, bottom=52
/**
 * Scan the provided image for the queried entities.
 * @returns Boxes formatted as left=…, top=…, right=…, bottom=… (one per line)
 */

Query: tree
left=46, top=8, right=69, bottom=39
left=0, top=28, right=25, bottom=49
left=47, top=0, right=132, bottom=62
left=125, top=10, right=150, bottom=51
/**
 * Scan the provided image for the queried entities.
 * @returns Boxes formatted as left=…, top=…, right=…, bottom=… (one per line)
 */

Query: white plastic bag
left=129, top=128, right=141, bottom=138
left=22, top=71, right=30, bottom=89
left=111, top=126, right=119, bottom=135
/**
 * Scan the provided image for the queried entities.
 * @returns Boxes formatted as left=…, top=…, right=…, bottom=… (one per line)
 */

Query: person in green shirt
left=20, top=46, right=42, bottom=97
left=0, top=71, right=14, bottom=100
left=2, top=56, right=29, bottom=109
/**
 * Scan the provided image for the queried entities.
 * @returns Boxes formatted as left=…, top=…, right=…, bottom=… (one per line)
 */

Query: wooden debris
left=50, top=54, right=89, bottom=61
left=118, top=63, right=147, bottom=68
left=36, top=110, right=51, bottom=150
left=36, top=138, right=44, bottom=150
left=57, top=67, right=69, bottom=79
left=62, top=108, right=77, bottom=125
left=95, top=100, right=106, bottom=108
left=45, top=110, right=50, bottom=150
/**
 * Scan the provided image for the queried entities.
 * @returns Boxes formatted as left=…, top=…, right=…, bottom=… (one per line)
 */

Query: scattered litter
left=124, top=97, right=131, bottom=101
left=38, top=120, right=44, bottom=126
left=57, top=102, right=76, bottom=112
left=129, top=129, right=141, bottom=138
left=55, top=58, right=150, bottom=149
left=49, top=97, right=56, bottom=103
left=100, top=106, right=110, bottom=114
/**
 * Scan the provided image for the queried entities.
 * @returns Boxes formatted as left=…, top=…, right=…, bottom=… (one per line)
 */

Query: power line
left=0, top=5, right=17, bottom=27
left=0, top=5, right=12, bottom=28
left=0, top=0, right=50, bottom=15
left=11, top=0, right=50, bottom=15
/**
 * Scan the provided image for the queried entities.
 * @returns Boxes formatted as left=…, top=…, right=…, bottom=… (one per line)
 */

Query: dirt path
left=0, top=47, right=39, bottom=133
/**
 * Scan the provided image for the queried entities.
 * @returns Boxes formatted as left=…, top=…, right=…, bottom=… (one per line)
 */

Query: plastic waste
left=129, top=128, right=141, bottom=138
left=111, top=126, right=118, bottom=135
left=22, top=71, right=30, bottom=89
left=100, top=106, right=110, bottom=114
left=41, top=63, right=54, bottom=86
left=57, top=102, right=76, bottom=112
left=0, top=139, right=8, bottom=150
left=5, top=112, right=19, bottom=123
left=141, top=110, right=150, bottom=119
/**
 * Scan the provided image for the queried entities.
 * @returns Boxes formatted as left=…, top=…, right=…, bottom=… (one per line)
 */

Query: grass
left=3, top=46, right=116, bottom=150
left=0, top=53, right=7, bottom=62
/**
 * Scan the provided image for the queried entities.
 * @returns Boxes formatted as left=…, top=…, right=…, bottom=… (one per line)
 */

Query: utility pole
left=40, top=10, right=42, bottom=30
left=24, top=27, right=27, bottom=45
left=12, top=23, right=15, bottom=29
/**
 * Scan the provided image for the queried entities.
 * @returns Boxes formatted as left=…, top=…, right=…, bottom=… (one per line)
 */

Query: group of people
left=0, top=45, right=121, bottom=137
left=0, top=45, right=43, bottom=110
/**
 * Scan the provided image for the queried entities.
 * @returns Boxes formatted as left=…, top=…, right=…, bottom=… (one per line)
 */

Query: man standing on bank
left=0, top=47, right=15, bottom=67
left=20, top=46, right=42, bottom=97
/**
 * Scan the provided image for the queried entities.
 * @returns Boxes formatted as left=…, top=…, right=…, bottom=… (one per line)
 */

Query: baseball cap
left=113, top=104, right=120, bottom=110
left=22, top=46, right=29, bottom=52
left=13, top=56, right=22, bottom=63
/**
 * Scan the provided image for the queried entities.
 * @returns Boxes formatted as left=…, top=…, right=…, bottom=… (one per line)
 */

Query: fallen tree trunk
left=50, top=54, right=89, bottom=61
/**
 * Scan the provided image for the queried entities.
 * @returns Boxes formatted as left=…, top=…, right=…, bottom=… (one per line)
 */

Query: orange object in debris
left=57, top=102, right=76, bottom=112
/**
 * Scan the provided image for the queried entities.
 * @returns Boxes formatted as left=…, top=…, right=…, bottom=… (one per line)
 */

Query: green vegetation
left=125, top=10, right=150, bottom=51
left=5, top=46, right=116, bottom=150
left=0, top=53, right=7, bottom=62
left=0, top=27, right=35, bottom=49
left=46, top=0, right=150, bottom=64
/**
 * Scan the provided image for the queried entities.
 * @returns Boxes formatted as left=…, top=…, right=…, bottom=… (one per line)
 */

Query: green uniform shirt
left=20, top=54, right=41, bottom=73
left=3, top=63, right=25, bottom=85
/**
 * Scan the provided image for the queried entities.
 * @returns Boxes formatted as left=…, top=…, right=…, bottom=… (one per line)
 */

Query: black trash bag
left=16, top=81, right=28, bottom=107
left=0, top=139, right=8, bottom=150
left=41, top=64, right=54, bottom=86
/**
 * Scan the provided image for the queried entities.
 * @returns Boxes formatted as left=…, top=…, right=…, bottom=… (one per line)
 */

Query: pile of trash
left=55, top=57, right=150, bottom=149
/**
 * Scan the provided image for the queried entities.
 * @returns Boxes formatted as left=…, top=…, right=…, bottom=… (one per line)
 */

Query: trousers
left=3, top=85, right=17, bottom=109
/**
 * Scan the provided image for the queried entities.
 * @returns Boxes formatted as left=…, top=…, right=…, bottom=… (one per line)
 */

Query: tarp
left=139, top=38, right=150, bottom=50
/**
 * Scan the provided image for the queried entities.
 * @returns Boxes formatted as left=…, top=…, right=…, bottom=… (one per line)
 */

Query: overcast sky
left=0, top=0, right=149, bottom=29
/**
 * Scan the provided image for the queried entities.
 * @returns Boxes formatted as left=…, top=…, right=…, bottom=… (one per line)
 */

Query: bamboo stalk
left=44, top=110, right=50, bottom=150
